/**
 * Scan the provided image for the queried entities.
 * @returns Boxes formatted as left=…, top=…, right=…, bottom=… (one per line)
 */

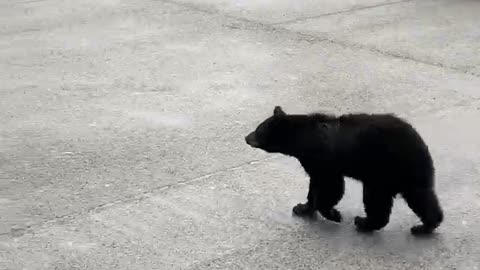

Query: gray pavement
left=1, top=0, right=479, bottom=269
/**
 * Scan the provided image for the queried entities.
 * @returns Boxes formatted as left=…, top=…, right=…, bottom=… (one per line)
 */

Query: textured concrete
left=283, top=0, right=480, bottom=75
left=1, top=0, right=479, bottom=269
left=169, top=0, right=402, bottom=23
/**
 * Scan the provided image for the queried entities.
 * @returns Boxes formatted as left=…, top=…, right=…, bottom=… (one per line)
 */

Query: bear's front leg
left=292, top=180, right=317, bottom=217
left=292, top=176, right=344, bottom=222
left=292, top=202, right=315, bottom=217
left=316, top=175, right=344, bottom=223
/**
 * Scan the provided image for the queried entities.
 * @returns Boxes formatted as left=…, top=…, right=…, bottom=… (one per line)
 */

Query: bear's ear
left=273, top=106, right=286, bottom=116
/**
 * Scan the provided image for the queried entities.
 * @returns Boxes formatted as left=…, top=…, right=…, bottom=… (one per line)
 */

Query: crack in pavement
left=2, top=156, right=280, bottom=237
left=158, top=0, right=480, bottom=78
left=271, top=0, right=413, bottom=25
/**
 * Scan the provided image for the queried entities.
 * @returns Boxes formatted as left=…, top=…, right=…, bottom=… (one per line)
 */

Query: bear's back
left=334, top=113, right=434, bottom=188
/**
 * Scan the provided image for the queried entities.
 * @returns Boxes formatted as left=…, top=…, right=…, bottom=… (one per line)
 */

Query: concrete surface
left=0, top=0, right=479, bottom=269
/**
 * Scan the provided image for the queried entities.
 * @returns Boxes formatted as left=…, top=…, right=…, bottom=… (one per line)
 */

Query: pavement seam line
left=157, top=0, right=480, bottom=78
left=271, top=0, right=413, bottom=25
left=16, top=0, right=49, bottom=4
left=299, top=35, right=479, bottom=77
left=5, top=156, right=280, bottom=235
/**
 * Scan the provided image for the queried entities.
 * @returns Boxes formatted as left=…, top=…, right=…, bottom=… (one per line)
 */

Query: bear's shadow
left=291, top=211, right=445, bottom=262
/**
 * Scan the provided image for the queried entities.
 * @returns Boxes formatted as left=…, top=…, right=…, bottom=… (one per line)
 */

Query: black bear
left=245, top=106, right=443, bottom=235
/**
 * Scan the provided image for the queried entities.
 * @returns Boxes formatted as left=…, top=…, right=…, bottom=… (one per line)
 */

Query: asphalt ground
left=1, top=0, right=480, bottom=269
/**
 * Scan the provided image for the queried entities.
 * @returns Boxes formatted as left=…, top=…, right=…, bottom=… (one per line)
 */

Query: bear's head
left=245, top=106, right=295, bottom=155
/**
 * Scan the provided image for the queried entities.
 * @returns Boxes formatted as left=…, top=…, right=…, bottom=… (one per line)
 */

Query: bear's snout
left=245, top=132, right=259, bottom=148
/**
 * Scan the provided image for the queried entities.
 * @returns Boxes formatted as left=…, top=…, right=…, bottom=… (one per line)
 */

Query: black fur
left=245, top=106, right=443, bottom=235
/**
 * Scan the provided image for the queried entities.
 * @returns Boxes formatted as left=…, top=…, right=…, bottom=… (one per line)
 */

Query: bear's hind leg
left=403, top=188, right=443, bottom=235
left=355, top=185, right=394, bottom=232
